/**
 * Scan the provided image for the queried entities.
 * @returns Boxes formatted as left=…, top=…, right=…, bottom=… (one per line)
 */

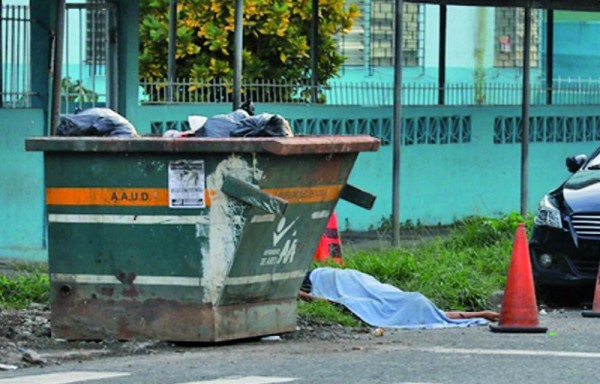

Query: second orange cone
left=582, top=261, right=600, bottom=317
left=313, top=212, right=343, bottom=265
left=490, top=223, right=547, bottom=333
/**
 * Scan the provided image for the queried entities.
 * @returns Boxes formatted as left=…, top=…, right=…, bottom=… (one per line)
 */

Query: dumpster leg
left=221, top=175, right=288, bottom=215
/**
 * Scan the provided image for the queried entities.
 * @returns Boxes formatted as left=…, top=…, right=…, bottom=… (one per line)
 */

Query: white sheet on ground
left=309, top=267, right=488, bottom=329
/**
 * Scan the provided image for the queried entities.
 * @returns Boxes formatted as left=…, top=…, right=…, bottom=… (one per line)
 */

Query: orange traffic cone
left=582, top=263, right=600, bottom=317
left=313, top=212, right=343, bottom=265
left=490, top=223, right=547, bottom=333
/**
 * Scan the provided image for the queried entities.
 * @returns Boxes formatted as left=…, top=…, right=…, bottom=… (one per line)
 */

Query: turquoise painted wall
left=0, top=109, right=46, bottom=260
left=339, top=106, right=599, bottom=231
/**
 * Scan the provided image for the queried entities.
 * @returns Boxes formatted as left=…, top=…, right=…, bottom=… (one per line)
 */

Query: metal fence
left=1, top=5, right=32, bottom=108
left=139, top=77, right=600, bottom=106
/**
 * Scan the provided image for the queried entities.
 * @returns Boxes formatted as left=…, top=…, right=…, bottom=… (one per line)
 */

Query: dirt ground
left=0, top=302, right=375, bottom=371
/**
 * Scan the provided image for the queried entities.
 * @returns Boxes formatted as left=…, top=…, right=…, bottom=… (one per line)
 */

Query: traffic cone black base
left=582, top=311, right=600, bottom=318
left=489, top=324, right=547, bottom=333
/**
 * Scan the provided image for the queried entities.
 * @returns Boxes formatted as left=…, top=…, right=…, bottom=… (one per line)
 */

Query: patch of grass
left=297, top=299, right=360, bottom=327
left=0, top=273, right=50, bottom=309
left=298, top=213, right=530, bottom=325
left=7, top=261, right=48, bottom=274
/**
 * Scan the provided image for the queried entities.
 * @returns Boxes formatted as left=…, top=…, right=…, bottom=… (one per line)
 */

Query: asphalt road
left=1, top=309, right=599, bottom=384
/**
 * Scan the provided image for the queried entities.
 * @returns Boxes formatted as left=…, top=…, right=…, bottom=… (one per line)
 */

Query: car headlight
left=534, top=195, right=563, bottom=229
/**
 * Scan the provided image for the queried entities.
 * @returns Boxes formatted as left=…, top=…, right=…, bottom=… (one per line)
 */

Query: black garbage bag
left=56, top=108, right=139, bottom=138
left=230, top=113, right=293, bottom=138
left=240, top=99, right=255, bottom=116
left=194, top=109, right=250, bottom=138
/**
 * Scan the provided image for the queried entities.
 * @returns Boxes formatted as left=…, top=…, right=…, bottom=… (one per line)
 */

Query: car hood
left=562, top=171, right=600, bottom=212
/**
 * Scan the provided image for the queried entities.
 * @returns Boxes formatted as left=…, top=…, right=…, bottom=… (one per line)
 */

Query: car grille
left=571, top=214, right=600, bottom=237
left=571, top=214, right=600, bottom=274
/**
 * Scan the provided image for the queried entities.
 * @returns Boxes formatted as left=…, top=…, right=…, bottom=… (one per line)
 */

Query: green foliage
left=299, top=213, right=526, bottom=325
left=139, top=0, right=359, bottom=102
left=0, top=274, right=50, bottom=309
left=61, top=77, right=98, bottom=103
left=448, top=212, right=533, bottom=249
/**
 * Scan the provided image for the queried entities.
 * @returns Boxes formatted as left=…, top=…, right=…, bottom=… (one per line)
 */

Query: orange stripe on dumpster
left=265, top=185, right=343, bottom=204
left=47, top=188, right=171, bottom=206
left=46, top=185, right=341, bottom=206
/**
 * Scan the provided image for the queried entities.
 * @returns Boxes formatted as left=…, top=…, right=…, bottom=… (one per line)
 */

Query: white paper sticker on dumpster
left=168, top=160, right=205, bottom=208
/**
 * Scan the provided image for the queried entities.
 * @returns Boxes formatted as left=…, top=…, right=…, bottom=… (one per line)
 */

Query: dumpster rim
left=25, top=135, right=380, bottom=155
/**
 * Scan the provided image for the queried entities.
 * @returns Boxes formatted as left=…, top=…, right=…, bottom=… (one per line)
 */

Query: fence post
left=392, top=0, right=404, bottom=247
left=310, top=0, right=319, bottom=103
left=545, top=9, right=553, bottom=105
left=233, top=0, right=243, bottom=109
left=0, top=1, right=3, bottom=108
left=167, top=0, right=177, bottom=103
left=520, top=6, right=532, bottom=217
left=50, top=0, right=65, bottom=135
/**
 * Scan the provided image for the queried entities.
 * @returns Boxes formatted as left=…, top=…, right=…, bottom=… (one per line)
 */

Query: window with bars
left=494, top=8, right=541, bottom=68
left=337, top=0, right=423, bottom=68
left=85, top=0, right=107, bottom=67
left=370, top=0, right=421, bottom=68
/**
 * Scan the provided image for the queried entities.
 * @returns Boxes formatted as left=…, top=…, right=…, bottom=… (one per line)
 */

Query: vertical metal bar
left=15, top=5, right=22, bottom=105
left=4, top=4, right=10, bottom=106
left=25, top=4, right=31, bottom=107
left=546, top=9, right=553, bottom=105
left=311, top=0, right=318, bottom=103
left=438, top=4, right=446, bottom=105
left=521, top=7, right=531, bottom=217
left=167, top=0, right=177, bottom=103
left=10, top=5, right=15, bottom=106
left=50, top=0, right=66, bottom=135
left=15, top=6, right=25, bottom=105
left=0, top=1, right=3, bottom=108
left=78, top=8, right=83, bottom=109
left=233, top=0, right=243, bottom=110
left=111, top=6, right=118, bottom=111
left=90, top=4, right=96, bottom=106
left=392, top=0, right=404, bottom=247
left=65, top=6, right=70, bottom=112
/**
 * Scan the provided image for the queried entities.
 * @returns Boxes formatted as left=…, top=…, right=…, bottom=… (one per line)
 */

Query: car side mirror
left=566, top=154, right=587, bottom=173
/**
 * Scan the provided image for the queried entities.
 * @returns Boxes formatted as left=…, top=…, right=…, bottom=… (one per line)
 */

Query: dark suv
left=530, top=151, right=600, bottom=304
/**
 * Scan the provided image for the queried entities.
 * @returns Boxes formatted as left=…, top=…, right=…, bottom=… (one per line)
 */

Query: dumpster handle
left=221, top=175, right=288, bottom=216
left=340, top=184, right=377, bottom=210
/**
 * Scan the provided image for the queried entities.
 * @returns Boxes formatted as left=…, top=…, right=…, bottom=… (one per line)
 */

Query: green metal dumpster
left=26, top=135, right=379, bottom=342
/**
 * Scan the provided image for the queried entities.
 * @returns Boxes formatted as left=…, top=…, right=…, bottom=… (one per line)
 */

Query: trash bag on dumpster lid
left=56, top=108, right=139, bottom=138
left=230, top=113, right=293, bottom=138
left=194, top=109, right=250, bottom=138
left=193, top=112, right=294, bottom=138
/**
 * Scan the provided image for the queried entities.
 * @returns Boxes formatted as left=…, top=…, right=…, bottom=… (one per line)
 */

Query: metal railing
left=139, top=77, right=600, bottom=107
left=1, top=4, right=32, bottom=108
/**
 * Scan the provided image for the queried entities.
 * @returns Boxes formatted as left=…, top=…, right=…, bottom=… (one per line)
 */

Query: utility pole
left=392, top=0, right=404, bottom=246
